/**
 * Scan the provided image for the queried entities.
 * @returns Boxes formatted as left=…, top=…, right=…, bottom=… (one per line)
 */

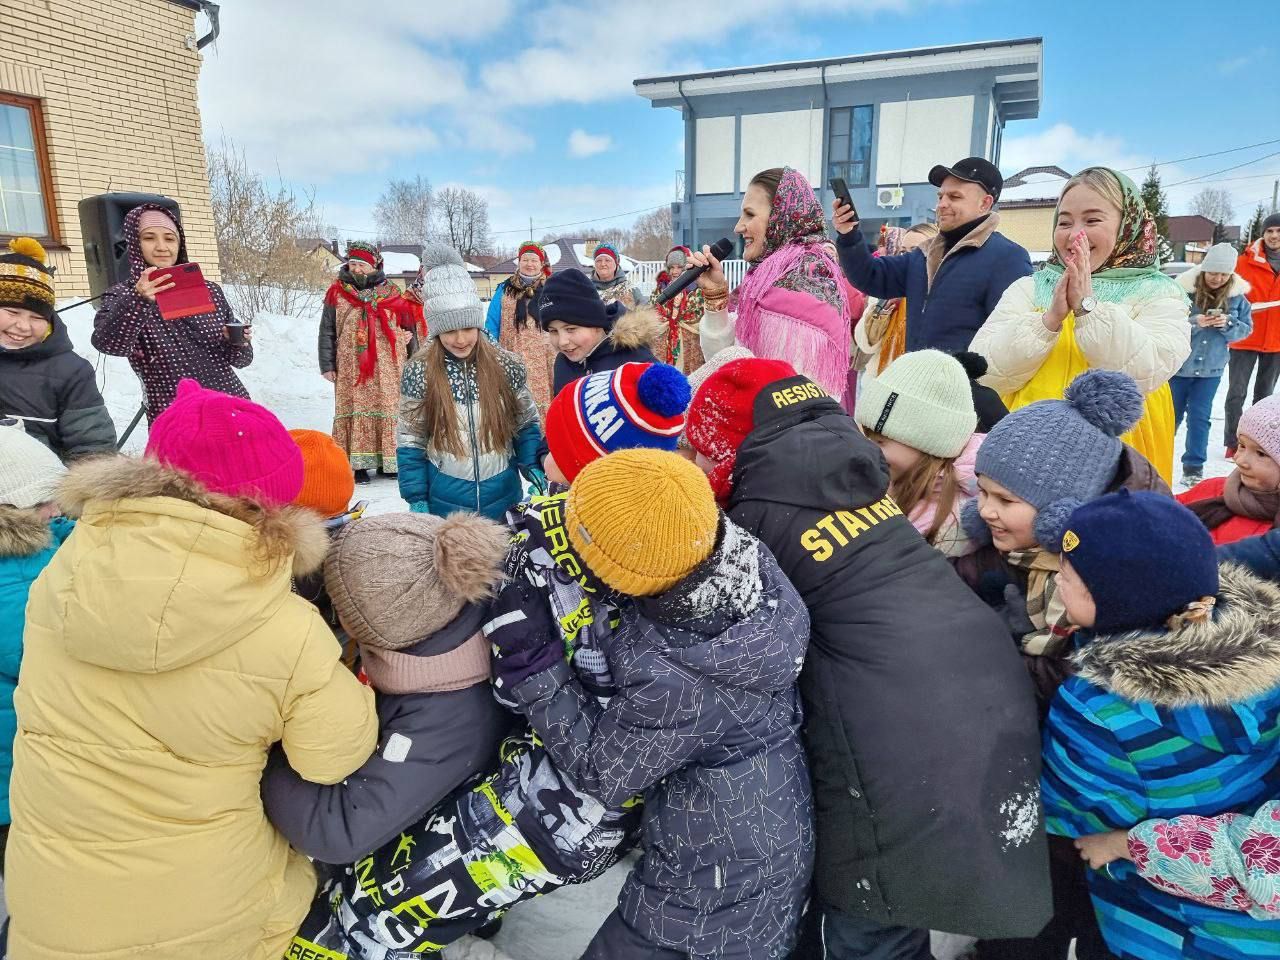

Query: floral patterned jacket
left=1129, top=799, right=1280, bottom=920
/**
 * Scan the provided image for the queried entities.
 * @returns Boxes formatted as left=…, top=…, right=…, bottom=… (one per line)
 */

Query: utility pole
left=1272, top=179, right=1278, bottom=215
left=529, top=217, right=534, bottom=242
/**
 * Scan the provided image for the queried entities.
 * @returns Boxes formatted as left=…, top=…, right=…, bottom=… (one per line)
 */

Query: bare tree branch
left=374, top=175, right=434, bottom=246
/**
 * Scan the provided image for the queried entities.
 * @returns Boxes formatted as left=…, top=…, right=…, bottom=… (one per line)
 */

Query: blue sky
left=197, top=0, right=1278, bottom=249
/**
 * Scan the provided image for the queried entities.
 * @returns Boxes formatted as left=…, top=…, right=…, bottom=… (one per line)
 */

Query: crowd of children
left=3, top=164, right=1280, bottom=960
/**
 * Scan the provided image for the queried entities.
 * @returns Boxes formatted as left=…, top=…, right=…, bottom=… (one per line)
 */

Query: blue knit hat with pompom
left=962, top=369, right=1144, bottom=551
left=545, top=361, right=692, bottom=483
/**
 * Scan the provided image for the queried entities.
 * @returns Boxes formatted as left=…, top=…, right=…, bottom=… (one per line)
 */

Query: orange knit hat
left=289, top=429, right=355, bottom=517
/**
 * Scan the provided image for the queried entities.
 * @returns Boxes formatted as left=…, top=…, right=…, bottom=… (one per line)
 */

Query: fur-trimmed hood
left=0, top=507, right=54, bottom=557
left=1073, top=562, right=1280, bottom=709
left=607, top=305, right=665, bottom=352
left=50, top=456, right=330, bottom=674
left=1177, top=267, right=1250, bottom=299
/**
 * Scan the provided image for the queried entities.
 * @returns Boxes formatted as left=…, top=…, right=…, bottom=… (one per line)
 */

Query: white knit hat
left=1200, top=243, right=1238, bottom=275
left=0, top=419, right=67, bottom=508
left=418, top=243, right=484, bottom=338
left=855, top=349, right=978, bottom=458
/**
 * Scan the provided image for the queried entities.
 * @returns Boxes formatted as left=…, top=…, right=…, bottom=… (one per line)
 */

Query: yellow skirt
left=1000, top=313, right=1174, bottom=485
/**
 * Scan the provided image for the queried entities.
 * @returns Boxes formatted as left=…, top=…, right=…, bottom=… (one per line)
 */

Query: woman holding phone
left=92, top=203, right=252, bottom=425
left=1168, top=244, right=1253, bottom=486
left=968, top=167, right=1190, bottom=483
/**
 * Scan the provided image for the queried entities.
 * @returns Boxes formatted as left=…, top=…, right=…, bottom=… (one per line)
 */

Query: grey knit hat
left=1199, top=243, right=1238, bottom=275
left=418, top=243, right=484, bottom=339
left=678, top=345, right=754, bottom=450
left=324, top=512, right=509, bottom=650
left=961, top=369, right=1144, bottom=550
left=0, top=418, right=66, bottom=509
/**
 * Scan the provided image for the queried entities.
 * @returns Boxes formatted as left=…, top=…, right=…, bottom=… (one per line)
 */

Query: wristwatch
left=1078, top=296, right=1098, bottom=316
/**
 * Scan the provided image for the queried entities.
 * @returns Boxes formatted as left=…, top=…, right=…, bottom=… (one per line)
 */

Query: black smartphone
left=829, top=177, right=858, bottom=220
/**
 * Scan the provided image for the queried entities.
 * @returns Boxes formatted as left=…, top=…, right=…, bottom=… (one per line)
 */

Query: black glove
left=484, top=580, right=562, bottom=691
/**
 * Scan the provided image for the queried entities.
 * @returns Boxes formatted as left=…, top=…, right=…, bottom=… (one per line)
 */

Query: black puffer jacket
left=0, top=315, right=116, bottom=458
left=726, top=378, right=1051, bottom=940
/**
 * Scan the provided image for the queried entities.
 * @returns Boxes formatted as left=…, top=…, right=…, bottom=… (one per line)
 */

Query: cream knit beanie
left=855, top=349, right=978, bottom=458
left=0, top=419, right=67, bottom=508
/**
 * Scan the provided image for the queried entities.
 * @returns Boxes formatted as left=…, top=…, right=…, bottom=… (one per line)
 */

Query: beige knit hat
left=855, top=349, right=978, bottom=458
left=324, top=512, right=510, bottom=651
left=0, top=419, right=67, bottom=509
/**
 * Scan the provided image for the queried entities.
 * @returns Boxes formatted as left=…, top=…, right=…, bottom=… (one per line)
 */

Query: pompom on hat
left=962, top=369, right=1144, bottom=550
left=288, top=429, right=354, bottom=518
left=145, top=380, right=304, bottom=507
left=545, top=362, right=691, bottom=484
left=0, top=237, right=55, bottom=321
left=566, top=449, right=718, bottom=597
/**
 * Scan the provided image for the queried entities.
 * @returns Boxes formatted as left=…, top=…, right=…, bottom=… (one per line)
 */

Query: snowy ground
left=36, top=294, right=1232, bottom=958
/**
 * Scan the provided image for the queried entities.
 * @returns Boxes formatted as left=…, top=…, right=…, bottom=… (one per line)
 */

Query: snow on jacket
left=1172, top=270, right=1253, bottom=378
left=971, top=272, right=1191, bottom=396
left=551, top=306, right=661, bottom=397
left=906, top=431, right=983, bottom=557
left=1232, top=239, right=1280, bottom=353
left=397, top=346, right=542, bottom=520
left=261, top=601, right=514, bottom=865
left=0, top=510, right=71, bottom=825
left=725, top=389, right=1050, bottom=939
left=1129, top=798, right=1280, bottom=921
left=7, top=456, right=378, bottom=960
left=835, top=213, right=1032, bottom=354
left=1177, top=475, right=1274, bottom=546
left=1041, top=562, right=1280, bottom=960
left=511, top=519, right=814, bottom=960
left=0, top=313, right=116, bottom=458
left=90, top=202, right=251, bottom=424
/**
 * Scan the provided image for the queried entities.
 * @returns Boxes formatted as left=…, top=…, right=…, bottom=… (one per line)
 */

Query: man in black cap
left=833, top=155, right=1032, bottom=355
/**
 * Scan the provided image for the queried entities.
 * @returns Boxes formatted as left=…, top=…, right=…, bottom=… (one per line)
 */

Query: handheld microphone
left=654, top=237, right=734, bottom=306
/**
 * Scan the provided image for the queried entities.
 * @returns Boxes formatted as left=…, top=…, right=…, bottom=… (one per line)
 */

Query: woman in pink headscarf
left=691, top=167, right=852, bottom=402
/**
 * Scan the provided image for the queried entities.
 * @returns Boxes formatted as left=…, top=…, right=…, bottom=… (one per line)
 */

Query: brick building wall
left=0, top=0, right=218, bottom=297
left=997, top=204, right=1055, bottom=256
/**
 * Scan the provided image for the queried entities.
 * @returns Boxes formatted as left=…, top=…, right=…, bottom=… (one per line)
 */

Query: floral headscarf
left=1045, top=168, right=1160, bottom=277
left=1035, top=167, right=1175, bottom=307
left=761, top=167, right=829, bottom=259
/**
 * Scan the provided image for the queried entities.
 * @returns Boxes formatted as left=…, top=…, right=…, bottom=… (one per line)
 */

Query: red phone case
left=154, top=263, right=216, bottom=321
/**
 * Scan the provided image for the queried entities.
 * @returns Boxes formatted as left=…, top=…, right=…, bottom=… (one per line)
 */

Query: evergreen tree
left=1247, top=203, right=1267, bottom=244
left=1212, top=220, right=1228, bottom=245
left=1140, top=164, right=1174, bottom=262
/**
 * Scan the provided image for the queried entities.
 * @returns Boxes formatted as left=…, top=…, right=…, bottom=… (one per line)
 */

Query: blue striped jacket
left=1041, top=563, right=1280, bottom=959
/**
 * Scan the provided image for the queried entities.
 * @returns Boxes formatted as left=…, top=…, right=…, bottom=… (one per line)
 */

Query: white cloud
left=1219, top=48, right=1267, bottom=74
left=479, top=0, right=937, bottom=105
left=568, top=129, right=613, bottom=157
left=198, top=0, right=515, bottom=180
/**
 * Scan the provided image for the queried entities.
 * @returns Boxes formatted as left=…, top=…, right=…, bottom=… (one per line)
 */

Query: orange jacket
left=1231, top=240, right=1280, bottom=353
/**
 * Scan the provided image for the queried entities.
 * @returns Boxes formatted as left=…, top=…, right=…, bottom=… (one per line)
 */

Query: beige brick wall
left=0, top=0, right=218, bottom=297
left=997, top=205, right=1055, bottom=256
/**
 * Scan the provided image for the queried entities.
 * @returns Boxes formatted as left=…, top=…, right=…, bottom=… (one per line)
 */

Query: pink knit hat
left=1238, top=394, right=1280, bottom=462
left=137, top=208, right=179, bottom=234
left=145, top=380, right=304, bottom=507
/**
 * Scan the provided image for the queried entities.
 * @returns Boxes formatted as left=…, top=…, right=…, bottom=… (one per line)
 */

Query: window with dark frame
left=827, top=105, right=874, bottom=189
left=0, top=92, right=58, bottom=243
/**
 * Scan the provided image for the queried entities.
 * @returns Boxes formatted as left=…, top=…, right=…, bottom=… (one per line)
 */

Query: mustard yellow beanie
left=566, top=448, right=718, bottom=597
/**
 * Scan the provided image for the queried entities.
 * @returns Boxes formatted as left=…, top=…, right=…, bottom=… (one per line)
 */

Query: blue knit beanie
left=1061, top=490, right=1218, bottom=634
left=962, top=369, right=1144, bottom=550
left=538, top=267, right=621, bottom=331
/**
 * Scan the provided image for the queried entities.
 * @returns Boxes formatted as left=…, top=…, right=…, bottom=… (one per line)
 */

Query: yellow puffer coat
left=7, top=457, right=378, bottom=960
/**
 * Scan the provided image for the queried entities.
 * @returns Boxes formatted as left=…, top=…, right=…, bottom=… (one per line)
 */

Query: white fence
left=631, top=259, right=748, bottom=299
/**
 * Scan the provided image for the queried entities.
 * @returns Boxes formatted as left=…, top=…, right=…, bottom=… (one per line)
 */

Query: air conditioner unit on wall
left=877, top=187, right=905, bottom=209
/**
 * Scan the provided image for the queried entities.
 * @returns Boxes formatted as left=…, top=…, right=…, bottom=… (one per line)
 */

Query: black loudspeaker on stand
left=78, top=192, right=182, bottom=299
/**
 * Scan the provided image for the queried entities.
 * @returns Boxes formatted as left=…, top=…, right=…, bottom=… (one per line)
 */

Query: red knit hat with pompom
left=685, top=357, right=797, bottom=502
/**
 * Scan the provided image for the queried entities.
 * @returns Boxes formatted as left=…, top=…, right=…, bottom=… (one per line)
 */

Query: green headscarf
left=1033, top=167, right=1180, bottom=306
